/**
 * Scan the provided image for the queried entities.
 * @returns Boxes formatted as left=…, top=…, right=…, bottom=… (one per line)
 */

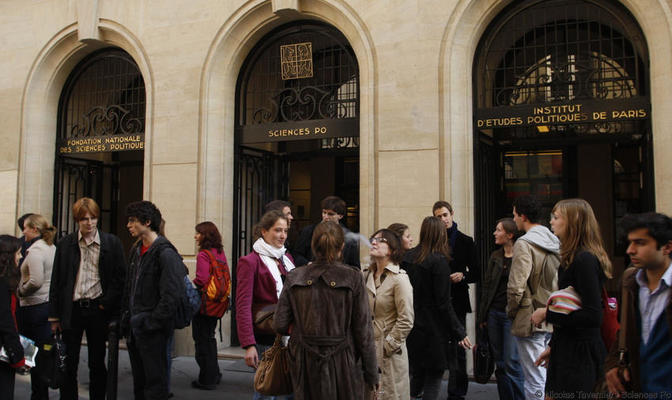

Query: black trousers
left=448, top=311, right=468, bottom=400
left=191, top=313, right=220, bottom=384
left=0, top=362, right=16, bottom=400
left=61, top=301, right=109, bottom=400
left=17, top=303, right=51, bottom=400
left=128, top=326, right=170, bottom=400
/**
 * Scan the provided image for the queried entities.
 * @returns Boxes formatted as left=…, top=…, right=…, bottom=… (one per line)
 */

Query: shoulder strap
left=203, top=249, right=217, bottom=273
left=618, top=278, right=630, bottom=351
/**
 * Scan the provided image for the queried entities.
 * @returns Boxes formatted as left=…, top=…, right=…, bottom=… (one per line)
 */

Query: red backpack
left=601, top=287, right=619, bottom=350
left=200, top=250, right=231, bottom=318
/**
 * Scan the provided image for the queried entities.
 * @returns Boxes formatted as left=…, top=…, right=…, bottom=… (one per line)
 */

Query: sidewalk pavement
left=15, top=348, right=497, bottom=399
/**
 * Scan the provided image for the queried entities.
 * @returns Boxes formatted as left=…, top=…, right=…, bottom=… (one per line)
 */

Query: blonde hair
left=24, top=214, right=57, bottom=246
left=553, top=199, right=612, bottom=278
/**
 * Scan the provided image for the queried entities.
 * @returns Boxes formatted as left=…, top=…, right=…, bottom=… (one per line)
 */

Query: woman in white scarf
left=235, top=210, right=295, bottom=400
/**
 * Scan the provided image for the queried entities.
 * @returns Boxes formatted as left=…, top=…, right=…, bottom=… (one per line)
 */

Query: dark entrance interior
left=54, top=49, right=145, bottom=252
left=473, top=0, right=653, bottom=284
left=232, top=21, right=360, bottom=344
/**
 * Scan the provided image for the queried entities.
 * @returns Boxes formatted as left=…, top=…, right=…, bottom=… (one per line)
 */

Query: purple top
left=193, top=248, right=227, bottom=288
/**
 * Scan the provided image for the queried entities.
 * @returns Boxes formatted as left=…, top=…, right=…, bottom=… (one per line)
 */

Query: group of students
left=478, top=196, right=672, bottom=400
left=2, top=193, right=672, bottom=400
left=0, top=197, right=232, bottom=400
left=234, top=196, right=478, bottom=400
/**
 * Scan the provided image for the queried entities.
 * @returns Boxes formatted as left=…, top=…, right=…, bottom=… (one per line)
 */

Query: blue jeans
left=487, top=310, right=525, bottom=400
left=252, top=344, right=293, bottom=400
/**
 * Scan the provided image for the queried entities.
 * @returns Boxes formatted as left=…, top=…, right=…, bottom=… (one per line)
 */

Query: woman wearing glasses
left=404, top=217, right=472, bottom=400
left=363, top=229, right=414, bottom=399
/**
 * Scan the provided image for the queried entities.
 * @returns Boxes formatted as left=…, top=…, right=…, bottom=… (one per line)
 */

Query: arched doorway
left=233, top=21, right=360, bottom=257
left=473, top=0, right=652, bottom=281
left=54, top=48, right=145, bottom=250
left=231, top=20, right=359, bottom=343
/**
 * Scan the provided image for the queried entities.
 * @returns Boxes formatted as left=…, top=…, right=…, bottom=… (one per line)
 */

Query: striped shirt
left=73, top=230, right=103, bottom=301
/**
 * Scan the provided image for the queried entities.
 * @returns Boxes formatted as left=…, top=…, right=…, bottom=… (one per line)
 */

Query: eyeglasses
left=369, top=237, right=388, bottom=244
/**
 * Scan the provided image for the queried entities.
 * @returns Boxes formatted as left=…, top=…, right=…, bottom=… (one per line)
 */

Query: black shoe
left=167, top=393, right=174, bottom=398
left=217, top=373, right=222, bottom=384
left=191, top=380, right=217, bottom=390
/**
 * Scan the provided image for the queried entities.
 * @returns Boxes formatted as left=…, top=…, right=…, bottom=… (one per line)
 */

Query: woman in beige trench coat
left=363, top=228, right=414, bottom=400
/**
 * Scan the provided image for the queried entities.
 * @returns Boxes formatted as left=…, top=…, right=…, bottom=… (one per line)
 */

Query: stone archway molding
left=17, top=19, right=154, bottom=223
left=439, top=0, right=672, bottom=233
left=198, top=0, right=378, bottom=251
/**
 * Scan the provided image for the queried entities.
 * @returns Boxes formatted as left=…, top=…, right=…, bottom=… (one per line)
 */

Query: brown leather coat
left=274, top=262, right=378, bottom=400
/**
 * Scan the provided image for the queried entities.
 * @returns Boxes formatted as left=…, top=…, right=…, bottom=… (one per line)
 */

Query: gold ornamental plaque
left=281, top=42, right=313, bottom=80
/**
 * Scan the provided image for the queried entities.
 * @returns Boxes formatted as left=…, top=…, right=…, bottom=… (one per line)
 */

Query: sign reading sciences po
left=58, top=133, right=144, bottom=154
left=475, top=97, right=650, bottom=129
left=239, top=118, right=358, bottom=144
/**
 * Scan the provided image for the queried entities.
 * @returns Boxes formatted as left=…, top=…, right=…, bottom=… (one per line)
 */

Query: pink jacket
left=235, top=251, right=292, bottom=348
left=193, top=248, right=227, bottom=288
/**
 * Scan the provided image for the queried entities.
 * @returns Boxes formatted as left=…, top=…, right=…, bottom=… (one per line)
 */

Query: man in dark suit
left=433, top=200, right=479, bottom=400
left=48, top=197, right=126, bottom=400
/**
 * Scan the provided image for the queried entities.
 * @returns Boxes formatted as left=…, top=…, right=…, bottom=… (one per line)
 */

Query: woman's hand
left=458, top=336, right=473, bottom=350
left=534, top=346, right=551, bottom=368
left=50, top=321, right=61, bottom=333
left=450, top=272, right=464, bottom=283
left=244, top=346, right=259, bottom=369
left=531, top=307, right=547, bottom=327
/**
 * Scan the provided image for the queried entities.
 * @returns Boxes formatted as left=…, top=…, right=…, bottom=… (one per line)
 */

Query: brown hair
left=552, top=199, right=612, bottom=278
left=24, top=214, right=57, bottom=246
left=253, top=210, right=288, bottom=242
left=195, top=221, right=224, bottom=252
left=387, top=223, right=409, bottom=240
left=370, top=228, right=404, bottom=265
left=73, top=197, right=100, bottom=221
left=415, top=216, right=451, bottom=264
left=432, top=200, right=453, bottom=215
left=311, top=221, right=344, bottom=264
left=321, top=196, right=346, bottom=216
left=496, top=217, right=518, bottom=243
left=0, top=235, right=21, bottom=292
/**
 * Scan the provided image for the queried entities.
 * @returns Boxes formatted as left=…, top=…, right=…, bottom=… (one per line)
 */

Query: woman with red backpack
left=191, top=221, right=229, bottom=390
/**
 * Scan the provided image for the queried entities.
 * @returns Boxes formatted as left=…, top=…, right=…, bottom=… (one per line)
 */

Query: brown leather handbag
left=254, top=335, right=292, bottom=395
left=252, top=303, right=276, bottom=335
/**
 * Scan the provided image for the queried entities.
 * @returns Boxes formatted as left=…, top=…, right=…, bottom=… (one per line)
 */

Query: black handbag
left=34, top=333, right=67, bottom=389
left=472, top=326, right=494, bottom=384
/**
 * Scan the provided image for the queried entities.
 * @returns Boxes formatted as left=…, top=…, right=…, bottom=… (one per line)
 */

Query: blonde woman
left=531, top=199, right=612, bottom=397
left=18, top=214, right=57, bottom=399
left=364, top=228, right=414, bottom=399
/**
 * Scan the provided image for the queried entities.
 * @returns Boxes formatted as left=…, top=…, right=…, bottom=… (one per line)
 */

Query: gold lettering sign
left=281, top=42, right=313, bottom=80
left=58, top=133, right=145, bottom=154
left=475, top=98, right=650, bottom=129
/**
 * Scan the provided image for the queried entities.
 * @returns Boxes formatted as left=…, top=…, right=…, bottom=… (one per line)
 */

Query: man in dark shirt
left=292, top=196, right=360, bottom=268
left=433, top=200, right=479, bottom=400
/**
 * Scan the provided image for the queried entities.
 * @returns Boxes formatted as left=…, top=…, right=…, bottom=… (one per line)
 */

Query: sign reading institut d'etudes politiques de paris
left=475, top=97, right=650, bottom=129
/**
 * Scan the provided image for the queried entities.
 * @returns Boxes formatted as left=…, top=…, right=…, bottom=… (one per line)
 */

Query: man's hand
left=50, top=321, right=61, bottom=333
left=450, top=272, right=464, bottom=283
left=244, top=346, right=259, bottom=369
left=606, top=367, right=630, bottom=398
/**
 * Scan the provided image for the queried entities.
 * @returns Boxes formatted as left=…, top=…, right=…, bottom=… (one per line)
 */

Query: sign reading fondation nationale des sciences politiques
left=58, top=133, right=144, bottom=154
left=475, top=97, right=650, bottom=129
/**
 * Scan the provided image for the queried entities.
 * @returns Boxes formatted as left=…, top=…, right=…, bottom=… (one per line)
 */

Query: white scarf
left=252, top=238, right=295, bottom=299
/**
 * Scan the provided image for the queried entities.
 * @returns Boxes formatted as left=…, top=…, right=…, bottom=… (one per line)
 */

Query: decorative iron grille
left=58, top=49, right=145, bottom=141
left=477, top=0, right=647, bottom=109
left=238, top=22, right=358, bottom=127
